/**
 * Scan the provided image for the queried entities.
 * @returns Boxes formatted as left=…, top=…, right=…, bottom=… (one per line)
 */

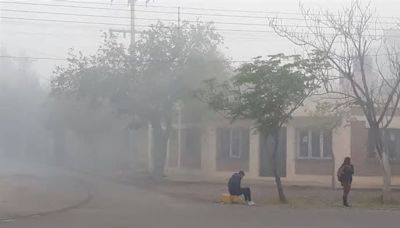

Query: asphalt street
left=2, top=175, right=399, bottom=228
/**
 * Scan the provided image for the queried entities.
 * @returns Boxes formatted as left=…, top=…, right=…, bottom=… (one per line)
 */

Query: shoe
left=247, top=201, right=255, bottom=206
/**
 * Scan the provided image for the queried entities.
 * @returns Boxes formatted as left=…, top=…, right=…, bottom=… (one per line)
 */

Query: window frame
left=229, top=128, right=243, bottom=159
left=382, top=129, right=400, bottom=161
left=368, top=128, right=400, bottom=161
left=217, top=127, right=249, bottom=160
left=297, top=129, right=332, bottom=160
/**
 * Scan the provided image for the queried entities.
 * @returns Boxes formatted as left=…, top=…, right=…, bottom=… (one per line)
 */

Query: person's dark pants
left=240, top=188, right=252, bottom=201
left=341, top=181, right=352, bottom=206
left=229, top=188, right=252, bottom=201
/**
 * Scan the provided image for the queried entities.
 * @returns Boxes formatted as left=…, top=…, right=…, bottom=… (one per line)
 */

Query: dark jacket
left=341, top=164, right=354, bottom=183
left=228, top=173, right=242, bottom=195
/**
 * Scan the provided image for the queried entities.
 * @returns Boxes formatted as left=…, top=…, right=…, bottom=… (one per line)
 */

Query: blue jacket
left=228, top=173, right=242, bottom=195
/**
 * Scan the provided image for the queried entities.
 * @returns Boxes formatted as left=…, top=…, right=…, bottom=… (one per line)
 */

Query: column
left=249, top=131, right=260, bottom=178
left=285, top=125, right=296, bottom=179
left=201, top=127, right=217, bottom=175
left=147, top=122, right=153, bottom=172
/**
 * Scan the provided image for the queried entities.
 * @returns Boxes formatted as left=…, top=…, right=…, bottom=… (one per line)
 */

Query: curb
left=0, top=179, right=92, bottom=223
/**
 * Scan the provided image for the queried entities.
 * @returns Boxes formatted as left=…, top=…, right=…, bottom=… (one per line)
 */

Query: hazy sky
left=1, top=0, right=400, bottom=85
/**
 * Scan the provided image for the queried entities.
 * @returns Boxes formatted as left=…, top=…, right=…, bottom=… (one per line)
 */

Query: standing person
left=228, top=170, right=255, bottom=206
left=337, top=157, right=354, bottom=207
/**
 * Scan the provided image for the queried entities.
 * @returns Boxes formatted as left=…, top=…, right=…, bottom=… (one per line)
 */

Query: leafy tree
left=51, top=21, right=228, bottom=178
left=270, top=0, right=400, bottom=202
left=199, top=54, right=321, bottom=203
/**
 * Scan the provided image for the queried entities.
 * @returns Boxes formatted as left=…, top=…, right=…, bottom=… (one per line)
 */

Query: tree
left=270, top=0, right=400, bottom=202
left=51, top=21, right=228, bottom=179
left=199, top=54, right=320, bottom=203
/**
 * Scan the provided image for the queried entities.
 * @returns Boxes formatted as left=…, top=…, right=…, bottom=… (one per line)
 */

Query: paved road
left=2, top=175, right=400, bottom=228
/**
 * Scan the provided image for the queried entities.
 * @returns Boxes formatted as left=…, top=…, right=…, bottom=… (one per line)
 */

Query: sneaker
left=247, top=201, right=255, bottom=206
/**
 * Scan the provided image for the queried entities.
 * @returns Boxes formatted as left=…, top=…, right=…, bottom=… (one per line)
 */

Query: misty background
left=1, top=0, right=400, bottom=176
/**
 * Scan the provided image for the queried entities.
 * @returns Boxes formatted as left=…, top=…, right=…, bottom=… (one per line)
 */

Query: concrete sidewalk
left=0, top=159, right=90, bottom=221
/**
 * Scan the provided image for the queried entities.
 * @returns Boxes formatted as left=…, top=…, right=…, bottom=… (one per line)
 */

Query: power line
left=4, top=29, right=277, bottom=43
left=0, top=8, right=175, bottom=22
left=0, top=8, right=262, bottom=26
left=0, top=55, right=66, bottom=61
left=5, top=16, right=400, bottom=39
left=0, top=8, right=298, bottom=28
left=0, top=55, right=252, bottom=63
left=3, top=8, right=398, bottom=31
left=1, top=16, right=131, bottom=27
left=0, top=1, right=276, bottom=23
left=2, top=9, right=400, bottom=36
left=0, top=1, right=274, bottom=20
left=54, top=0, right=309, bottom=16
left=51, top=0, right=400, bottom=21
left=0, top=16, right=277, bottom=33
left=53, top=0, right=128, bottom=6
left=0, top=16, right=339, bottom=35
left=1, top=1, right=399, bottom=26
left=0, top=1, right=162, bottom=12
left=54, top=0, right=176, bottom=9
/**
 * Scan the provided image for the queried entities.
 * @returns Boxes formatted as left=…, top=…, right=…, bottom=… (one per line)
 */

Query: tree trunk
left=381, top=152, right=392, bottom=203
left=370, top=125, right=392, bottom=203
left=150, top=118, right=168, bottom=181
left=331, top=151, right=336, bottom=189
left=271, top=130, right=288, bottom=203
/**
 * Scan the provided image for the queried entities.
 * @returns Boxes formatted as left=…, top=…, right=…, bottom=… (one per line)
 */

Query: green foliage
left=52, top=34, right=130, bottom=104
left=51, top=21, right=228, bottom=124
left=51, top=20, right=228, bottom=176
left=201, top=54, right=320, bottom=134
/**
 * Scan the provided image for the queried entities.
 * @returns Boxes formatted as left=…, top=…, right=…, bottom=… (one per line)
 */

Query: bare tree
left=270, top=0, right=400, bottom=202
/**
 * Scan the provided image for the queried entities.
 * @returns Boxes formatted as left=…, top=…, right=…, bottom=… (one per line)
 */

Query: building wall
left=216, top=160, right=249, bottom=172
left=295, top=160, right=333, bottom=175
left=164, top=112, right=400, bottom=187
left=350, top=121, right=400, bottom=176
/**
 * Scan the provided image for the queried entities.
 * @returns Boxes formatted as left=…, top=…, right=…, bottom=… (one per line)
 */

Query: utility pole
left=177, top=6, right=181, bottom=29
left=110, top=0, right=136, bottom=52
left=129, top=0, right=136, bottom=54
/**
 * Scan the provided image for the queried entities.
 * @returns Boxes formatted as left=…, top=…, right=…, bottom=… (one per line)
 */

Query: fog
left=1, top=0, right=400, bottom=227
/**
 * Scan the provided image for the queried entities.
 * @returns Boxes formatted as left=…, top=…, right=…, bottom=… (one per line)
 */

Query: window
left=297, top=129, right=332, bottom=159
left=381, top=129, right=400, bottom=160
left=217, top=128, right=249, bottom=160
left=369, top=129, right=400, bottom=160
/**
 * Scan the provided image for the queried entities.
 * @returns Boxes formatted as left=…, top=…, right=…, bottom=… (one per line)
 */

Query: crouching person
left=228, top=170, right=255, bottom=206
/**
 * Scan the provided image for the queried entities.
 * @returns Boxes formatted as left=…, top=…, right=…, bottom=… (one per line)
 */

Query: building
left=138, top=101, right=400, bottom=188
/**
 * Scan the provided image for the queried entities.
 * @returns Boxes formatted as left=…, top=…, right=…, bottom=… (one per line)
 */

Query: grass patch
left=352, top=197, right=400, bottom=209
